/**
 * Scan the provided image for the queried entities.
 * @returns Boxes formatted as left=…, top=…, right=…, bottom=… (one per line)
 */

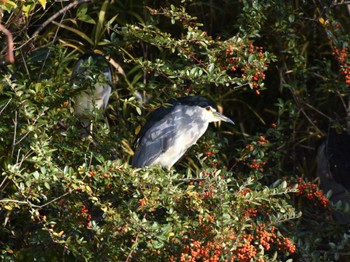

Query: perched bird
left=71, top=53, right=113, bottom=133
left=317, top=132, right=350, bottom=223
left=132, top=96, right=234, bottom=169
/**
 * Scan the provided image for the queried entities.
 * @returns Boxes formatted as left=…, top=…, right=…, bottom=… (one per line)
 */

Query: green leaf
left=44, top=182, right=50, bottom=190
left=248, top=54, right=255, bottom=64
left=78, top=15, right=96, bottom=25
left=38, top=0, right=46, bottom=9
left=77, top=4, right=95, bottom=24
left=281, top=180, right=287, bottom=189
left=208, top=63, right=215, bottom=73
left=288, top=14, right=295, bottom=23
left=22, top=3, right=35, bottom=17
left=40, top=166, right=46, bottom=175
left=4, top=205, right=13, bottom=211
left=33, top=171, right=39, bottom=179
left=54, top=23, right=94, bottom=45
left=77, top=4, right=88, bottom=16
left=94, top=0, right=109, bottom=44
left=1, top=1, right=17, bottom=12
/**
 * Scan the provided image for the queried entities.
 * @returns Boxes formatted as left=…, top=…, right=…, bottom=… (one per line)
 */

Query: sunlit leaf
left=53, top=22, right=94, bottom=45
left=38, top=0, right=46, bottom=9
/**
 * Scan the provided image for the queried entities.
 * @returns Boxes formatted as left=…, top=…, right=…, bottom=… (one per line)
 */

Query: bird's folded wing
left=132, top=117, right=176, bottom=167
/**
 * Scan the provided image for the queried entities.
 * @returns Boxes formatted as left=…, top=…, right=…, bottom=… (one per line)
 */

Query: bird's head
left=203, top=105, right=235, bottom=125
left=72, top=53, right=112, bottom=86
left=175, top=96, right=235, bottom=125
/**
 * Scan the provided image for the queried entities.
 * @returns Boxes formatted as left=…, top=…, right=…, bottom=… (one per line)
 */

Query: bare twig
left=35, top=191, right=72, bottom=209
left=0, top=176, right=8, bottom=189
left=0, top=24, right=14, bottom=64
left=175, top=177, right=207, bottom=182
left=329, top=1, right=350, bottom=8
left=321, top=1, right=350, bottom=17
left=15, top=0, right=93, bottom=51
left=11, top=111, right=18, bottom=159
left=0, top=98, right=12, bottom=116
left=32, top=0, right=92, bottom=38
left=0, top=191, right=71, bottom=209
left=125, top=230, right=141, bottom=262
left=14, top=108, right=48, bottom=146
left=303, top=102, right=333, bottom=121
left=0, top=199, right=30, bottom=205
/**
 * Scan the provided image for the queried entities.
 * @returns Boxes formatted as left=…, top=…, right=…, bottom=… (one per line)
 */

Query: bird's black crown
left=169, top=96, right=218, bottom=111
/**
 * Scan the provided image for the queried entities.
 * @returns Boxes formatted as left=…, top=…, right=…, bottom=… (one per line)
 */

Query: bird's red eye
left=205, top=106, right=211, bottom=111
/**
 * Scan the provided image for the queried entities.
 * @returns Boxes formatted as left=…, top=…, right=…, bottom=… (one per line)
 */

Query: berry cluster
left=216, top=39, right=268, bottom=94
left=175, top=224, right=295, bottom=262
left=322, top=18, right=350, bottom=86
left=240, top=135, right=269, bottom=172
left=296, top=177, right=329, bottom=207
left=76, top=205, right=92, bottom=228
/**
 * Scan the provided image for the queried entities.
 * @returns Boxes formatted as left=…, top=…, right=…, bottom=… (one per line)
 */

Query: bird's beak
left=213, top=111, right=235, bottom=125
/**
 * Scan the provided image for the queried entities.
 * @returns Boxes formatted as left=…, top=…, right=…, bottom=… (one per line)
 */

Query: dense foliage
left=1, top=0, right=350, bottom=261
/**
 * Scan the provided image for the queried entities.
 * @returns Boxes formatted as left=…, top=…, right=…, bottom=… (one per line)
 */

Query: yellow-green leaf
left=38, top=0, right=47, bottom=9
left=4, top=205, right=13, bottom=211
left=1, top=1, right=17, bottom=12
left=22, top=3, right=35, bottom=17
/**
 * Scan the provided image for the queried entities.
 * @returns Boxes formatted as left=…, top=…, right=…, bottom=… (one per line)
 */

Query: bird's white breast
left=74, top=84, right=111, bottom=115
left=151, top=105, right=210, bottom=168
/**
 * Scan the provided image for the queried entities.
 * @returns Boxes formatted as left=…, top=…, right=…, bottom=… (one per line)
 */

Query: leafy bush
left=1, top=0, right=350, bottom=261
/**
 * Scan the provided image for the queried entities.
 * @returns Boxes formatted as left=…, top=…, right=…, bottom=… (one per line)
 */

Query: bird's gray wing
left=132, top=111, right=177, bottom=168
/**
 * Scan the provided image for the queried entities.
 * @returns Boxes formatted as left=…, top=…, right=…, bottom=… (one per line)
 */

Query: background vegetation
left=1, top=0, right=350, bottom=261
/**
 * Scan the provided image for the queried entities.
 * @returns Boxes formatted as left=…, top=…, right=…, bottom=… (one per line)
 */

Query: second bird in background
left=132, top=96, right=234, bottom=169
left=71, top=53, right=113, bottom=135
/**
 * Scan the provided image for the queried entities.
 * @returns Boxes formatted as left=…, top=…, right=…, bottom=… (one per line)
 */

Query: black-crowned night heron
left=317, top=132, right=350, bottom=223
left=132, top=96, right=234, bottom=169
left=71, top=53, right=113, bottom=132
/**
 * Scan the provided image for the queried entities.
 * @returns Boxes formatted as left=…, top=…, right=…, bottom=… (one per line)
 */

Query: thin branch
left=175, top=177, right=207, bottom=182
left=15, top=0, right=93, bottom=51
left=303, top=102, right=333, bottom=121
left=15, top=108, right=47, bottom=146
left=320, top=1, right=350, bottom=17
left=125, top=230, right=141, bottom=262
left=0, top=190, right=71, bottom=209
left=0, top=176, right=8, bottom=190
left=32, top=0, right=92, bottom=38
left=291, top=89, right=324, bottom=135
left=35, top=191, right=72, bottom=209
left=0, top=199, right=30, bottom=205
left=329, top=1, right=350, bottom=8
left=11, top=111, right=17, bottom=159
left=299, top=105, right=324, bottom=135
left=0, top=24, right=14, bottom=64
left=0, top=98, right=12, bottom=116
